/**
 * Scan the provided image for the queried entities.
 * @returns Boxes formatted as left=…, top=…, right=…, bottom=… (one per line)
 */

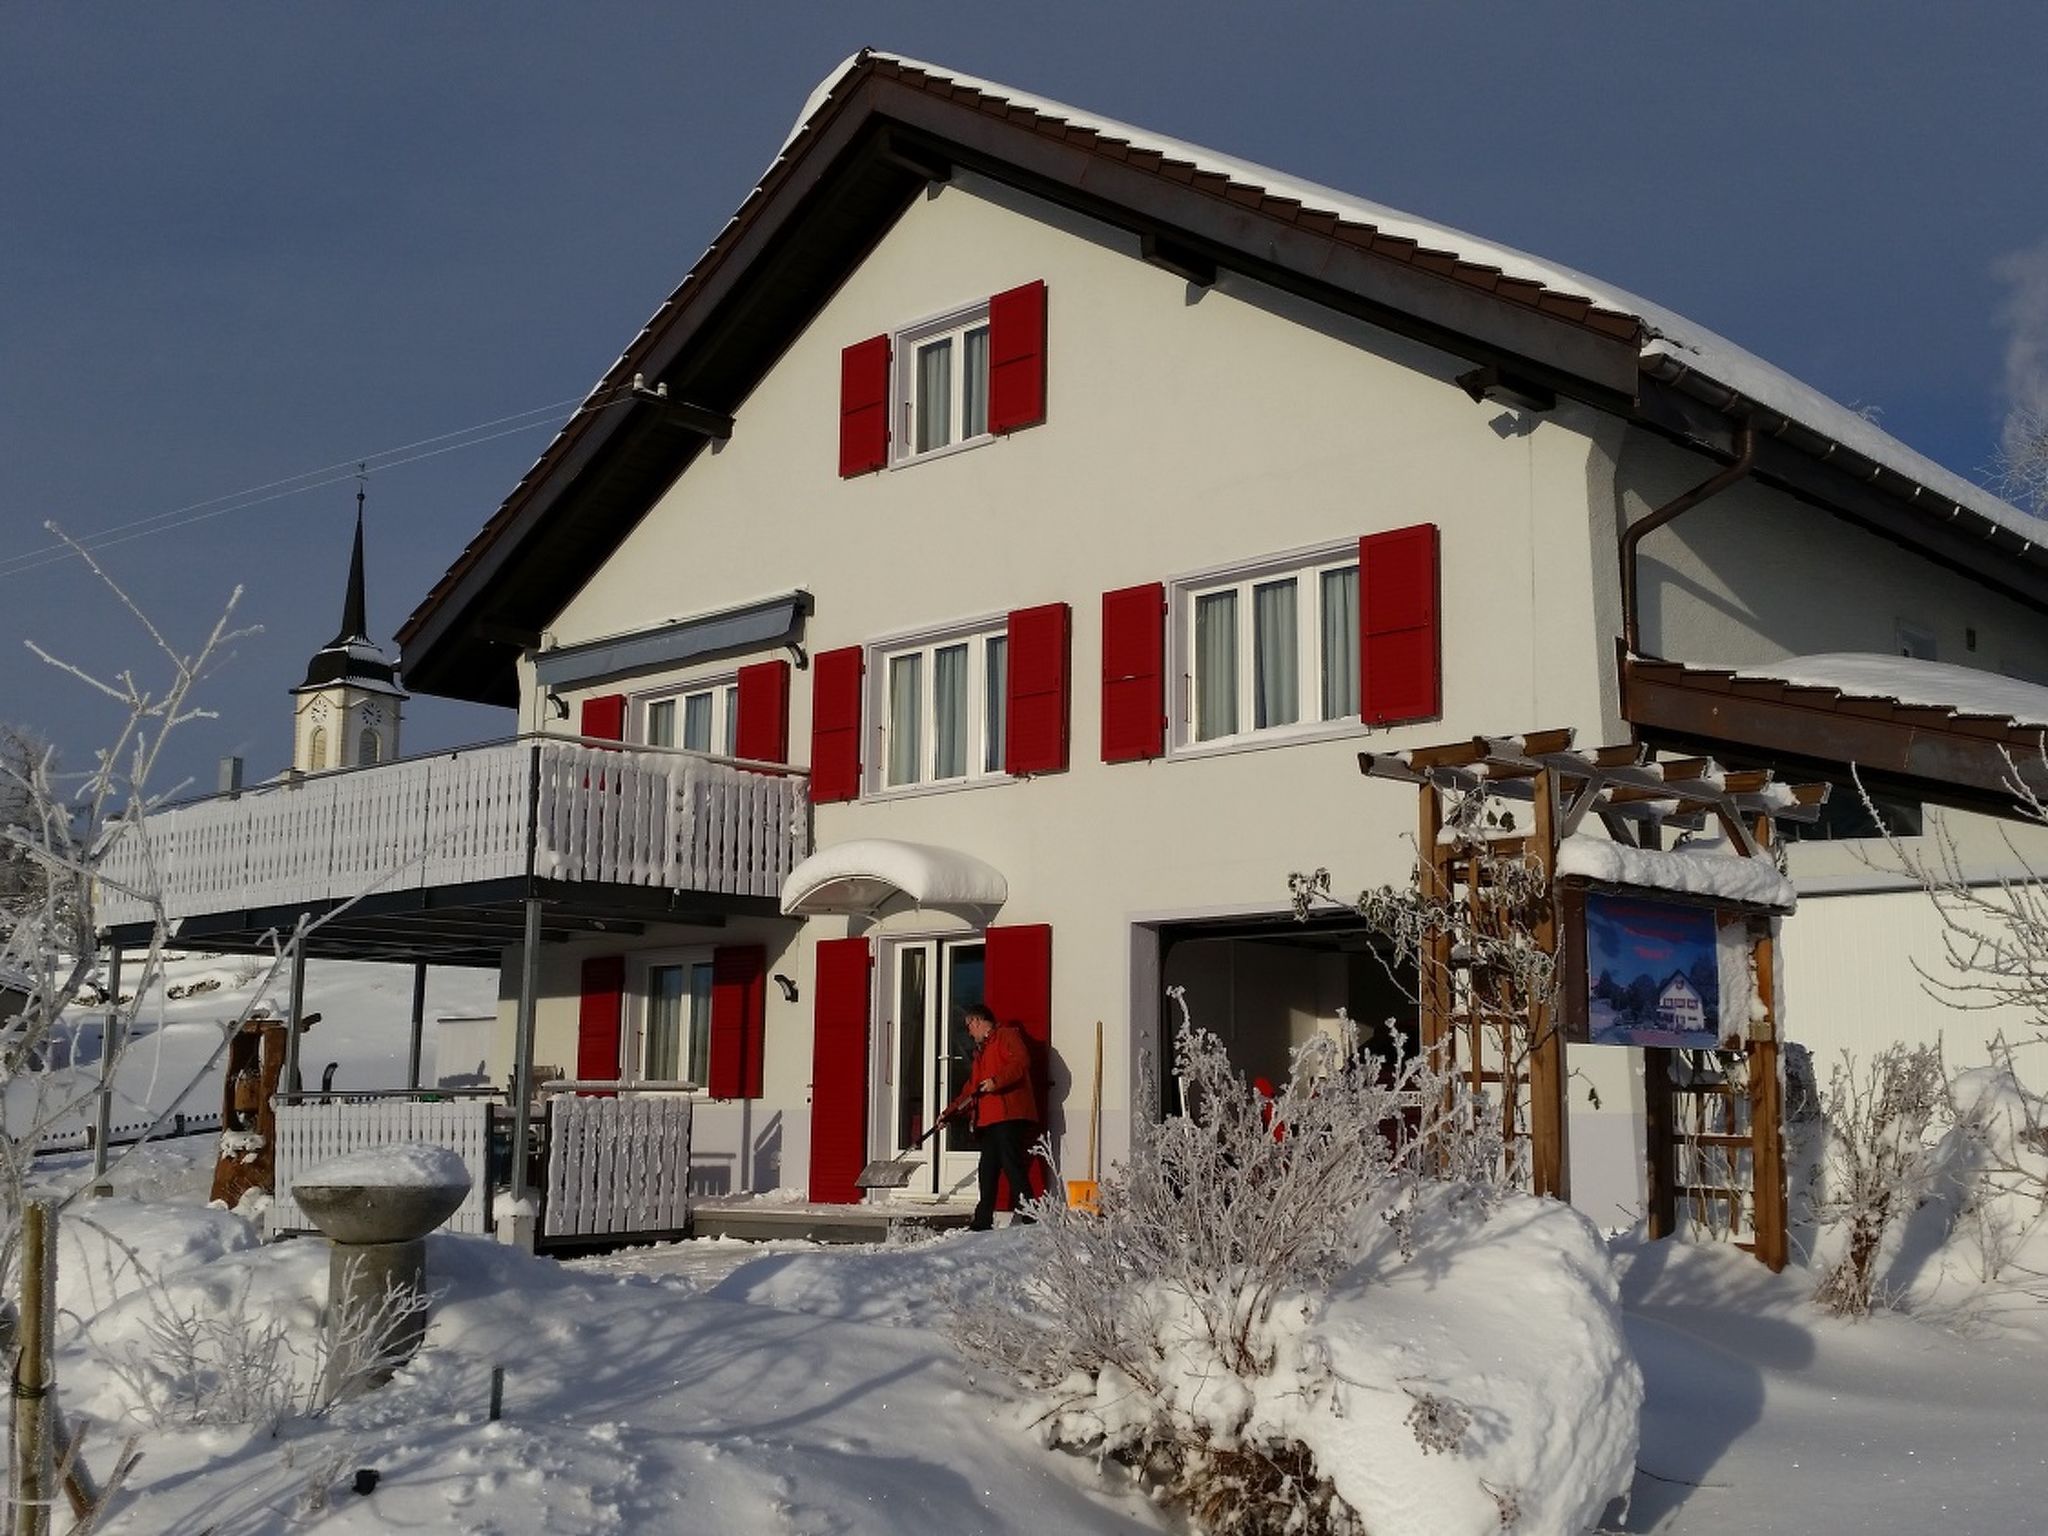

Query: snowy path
left=1610, top=1241, right=2048, bottom=1534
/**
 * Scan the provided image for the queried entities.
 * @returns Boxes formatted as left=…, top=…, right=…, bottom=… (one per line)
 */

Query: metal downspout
left=1621, top=422, right=1756, bottom=656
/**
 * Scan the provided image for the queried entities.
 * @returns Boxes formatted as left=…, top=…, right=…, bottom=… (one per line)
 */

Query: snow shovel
left=1065, top=1021, right=1102, bottom=1213
left=854, top=1098, right=973, bottom=1190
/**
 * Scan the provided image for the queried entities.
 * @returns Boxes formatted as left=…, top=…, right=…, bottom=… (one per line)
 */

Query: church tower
left=291, top=487, right=406, bottom=773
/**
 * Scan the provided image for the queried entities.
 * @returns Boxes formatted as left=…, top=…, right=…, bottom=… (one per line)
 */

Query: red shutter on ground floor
left=580, top=693, right=627, bottom=742
left=1101, top=582, right=1166, bottom=762
left=808, top=937, right=873, bottom=1205
left=987, top=280, right=1048, bottom=434
left=839, top=335, right=891, bottom=476
left=734, top=659, right=791, bottom=764
left=1004, top=602, right=1070, bottom=776
left=1359, top=523, right=1441, bottom=726
left=809, top=645, right=865, bottom=802
left=984, top=923, right=1053, bottom=1205
left=708, top=945, right=767, bottom=1099
left=576, top=955, right=625, bottom=1089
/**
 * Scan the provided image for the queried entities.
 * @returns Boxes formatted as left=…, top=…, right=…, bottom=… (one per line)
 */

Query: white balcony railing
left=96, top=738, right=810, bottom=929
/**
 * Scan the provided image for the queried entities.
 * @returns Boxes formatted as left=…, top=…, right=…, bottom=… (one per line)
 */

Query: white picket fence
left=542, top=1094, right=694, bottom=1243
left=96, top=738, right=810, bottom=927
left=268, top=1100, right=496, bottom=1237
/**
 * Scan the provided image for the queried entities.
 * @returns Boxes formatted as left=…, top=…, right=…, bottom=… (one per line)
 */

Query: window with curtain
left=1180, top=548, right=1362, bottom=749
left=642, top=957, right=715, bottom=1087
left=874, top=623, right=1011, bottom=791
left=896, top=304, right=992, bottom=463
left=638, top=679, right=738, bottom=755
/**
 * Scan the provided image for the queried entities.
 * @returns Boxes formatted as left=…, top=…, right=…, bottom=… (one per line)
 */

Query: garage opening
left=1156, top=912, right=1417, bottom=1115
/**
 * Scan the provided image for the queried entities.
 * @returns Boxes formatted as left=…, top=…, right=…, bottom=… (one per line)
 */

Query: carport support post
left=504, top=897, right=543, bottom=1249
left=89, top=945, right=123, bottom=1196
left=406, top=960, right=428, bottom=1090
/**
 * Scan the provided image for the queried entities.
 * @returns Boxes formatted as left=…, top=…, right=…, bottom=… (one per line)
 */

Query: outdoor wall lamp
left=773, top=973, right=799, bottom=1003
left=545, top=691, right=570, bottom=720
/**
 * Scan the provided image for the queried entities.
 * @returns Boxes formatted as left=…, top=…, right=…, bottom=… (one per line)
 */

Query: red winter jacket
left=949, top=1022, right=1038, bottom=1128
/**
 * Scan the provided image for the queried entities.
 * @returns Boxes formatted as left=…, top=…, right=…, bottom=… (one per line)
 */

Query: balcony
left=96, top=738, right=810, bottom=961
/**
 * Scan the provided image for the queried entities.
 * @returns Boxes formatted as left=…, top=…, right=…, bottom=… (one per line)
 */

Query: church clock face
left=309, top=699, right=331, bottom=722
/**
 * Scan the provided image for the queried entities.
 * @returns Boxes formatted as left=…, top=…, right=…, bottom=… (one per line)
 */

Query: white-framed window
left=1172, top=545, right=1361, bottom=751
left=869, top=620, right=1009, bottom=793
left=629, top=950, right=715, bottom=1088
left=894, top=302, right=991, bottom=464
left=637, top=678, right=739, bottom=756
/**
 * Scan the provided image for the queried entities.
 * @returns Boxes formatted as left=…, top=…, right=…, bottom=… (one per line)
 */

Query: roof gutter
left=1621, top=421, right=1756, bottom=656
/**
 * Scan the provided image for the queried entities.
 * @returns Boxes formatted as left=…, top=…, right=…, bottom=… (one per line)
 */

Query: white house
left=1654, top=974, right=1707, bottom=1037
left=103, top=53, right=2048, bottom=1228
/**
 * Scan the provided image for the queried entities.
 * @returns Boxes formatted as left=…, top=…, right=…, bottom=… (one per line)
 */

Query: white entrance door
left=886, top=937, right=985, bottom=1196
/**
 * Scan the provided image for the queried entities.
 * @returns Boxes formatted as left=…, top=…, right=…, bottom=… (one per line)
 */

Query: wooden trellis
left=1361, top=728, right=1827, bottom=1270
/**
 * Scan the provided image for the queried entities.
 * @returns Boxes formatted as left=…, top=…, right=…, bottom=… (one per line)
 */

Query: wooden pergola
left=1360, top=727, right=1829, bottom=1270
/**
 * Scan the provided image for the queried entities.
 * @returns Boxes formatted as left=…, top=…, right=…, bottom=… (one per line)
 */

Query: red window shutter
left=1004, top=602, right=1070, bottom=776
left=1101, top=582, right=1167, bottom=763
left=984, top=922, right=1053, bottom=1207
left=734, top=659, right=791, bottom=764
left=988, top=280, right=1047, bottom=434
left=576, top=955, right=625, bottom=1088
left=708, top=944, right=767, bottom=1098
left=580, top=693, right=627, bottom=742
left=839, top=334, right=891, bottom=476
left=808, top=937, right=872, bottom=1204
left=809, top=645, right=865, bottom=803
left=1359, top=524, right=1441, bottom=726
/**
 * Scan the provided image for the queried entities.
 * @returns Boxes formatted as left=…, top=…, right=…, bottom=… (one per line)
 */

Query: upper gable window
left=899, top=305, right=991, bottom=462
left=838, top=282, right=1048, bottom=478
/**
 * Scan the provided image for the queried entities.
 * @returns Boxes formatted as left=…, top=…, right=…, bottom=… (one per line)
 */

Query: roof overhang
left=1623, top=652, right=2048, bottom=817
left=780, top=839, right=1007, bottom=917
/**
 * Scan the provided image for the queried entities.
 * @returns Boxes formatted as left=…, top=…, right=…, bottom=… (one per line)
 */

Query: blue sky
left=4, top=3, right=2045, bottom=795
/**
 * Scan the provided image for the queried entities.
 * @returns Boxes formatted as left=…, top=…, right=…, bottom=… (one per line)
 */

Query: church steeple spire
left=291, top=479, right=406, bottom=774
left=330, top=478, right=369, bottom=646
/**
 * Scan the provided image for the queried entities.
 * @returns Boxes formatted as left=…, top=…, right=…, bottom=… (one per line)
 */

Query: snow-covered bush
left=948, top=999, right=1640, bottom=1535
left=1812, top=1044, right=1951, bottom=1317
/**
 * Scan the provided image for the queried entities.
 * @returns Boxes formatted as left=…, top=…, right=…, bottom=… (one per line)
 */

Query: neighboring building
left=104, top=53, right=2048, bottom=1223
left=291, top=491, right=405, bottom=774
left=1654, top=974, right=1706, bottom=1036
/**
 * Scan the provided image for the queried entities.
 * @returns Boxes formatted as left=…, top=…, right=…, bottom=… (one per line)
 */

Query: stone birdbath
left=294, top=1143, right=471, bottom=1401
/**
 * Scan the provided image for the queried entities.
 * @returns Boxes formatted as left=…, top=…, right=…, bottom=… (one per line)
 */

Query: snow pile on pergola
left=1556, top=834, right=1797, bottom=911
left=1737, top=653, right=2048, bottom=729
left=780, top=839, right=1007, bottom=916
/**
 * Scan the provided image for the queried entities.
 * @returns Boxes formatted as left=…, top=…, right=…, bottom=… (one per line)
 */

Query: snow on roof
left=1557, top=833, right=1797, bottom=911
left=1736, top=653, right=2048, bottom=729
left=791, top=51, right=2036, bottom=544
left=781, top=838, right=1007, bottom=916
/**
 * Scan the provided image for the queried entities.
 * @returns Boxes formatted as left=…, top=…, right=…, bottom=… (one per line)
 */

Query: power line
left=0, top=389, right=628, bottom=580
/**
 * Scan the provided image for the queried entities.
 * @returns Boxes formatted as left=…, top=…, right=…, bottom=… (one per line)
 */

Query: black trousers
left=971, top=1119, right=1037, bottom=1231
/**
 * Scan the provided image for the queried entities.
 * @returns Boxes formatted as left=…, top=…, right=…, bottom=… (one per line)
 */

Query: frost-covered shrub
left=949, top=999, right=1642, bottom=1535
left=1813, top=1044, right=1950, bottom=1317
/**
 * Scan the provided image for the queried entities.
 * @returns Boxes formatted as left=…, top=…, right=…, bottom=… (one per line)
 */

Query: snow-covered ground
left=16, top=956, right=2048, bottom=1533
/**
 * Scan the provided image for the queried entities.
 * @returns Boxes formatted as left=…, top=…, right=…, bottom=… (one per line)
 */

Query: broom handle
left=1088, top=1020, right=1102, bottom=1181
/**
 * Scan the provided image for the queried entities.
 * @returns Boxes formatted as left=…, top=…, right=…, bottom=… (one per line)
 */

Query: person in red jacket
left=946, top=1002, right=1039, bottom=1231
